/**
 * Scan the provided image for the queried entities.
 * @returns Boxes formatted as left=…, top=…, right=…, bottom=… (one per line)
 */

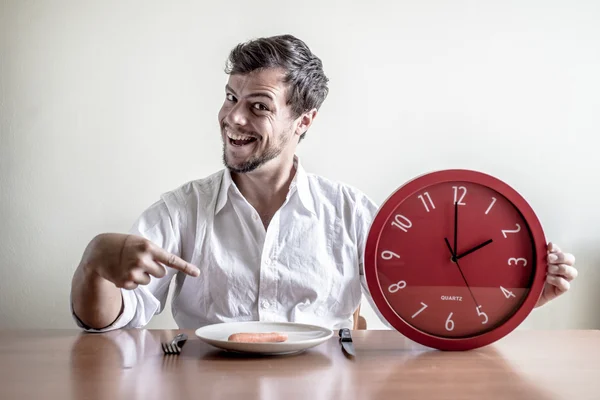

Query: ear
left=294, top=109, right=318, bottom=137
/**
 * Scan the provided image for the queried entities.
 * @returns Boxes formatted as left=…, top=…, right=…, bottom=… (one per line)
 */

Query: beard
left=222, top=125, right=292, bottom=174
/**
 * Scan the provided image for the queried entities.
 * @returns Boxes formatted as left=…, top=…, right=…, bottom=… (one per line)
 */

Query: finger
left=122, top=281, right=139, bottom=290
left=127, top=268, right=151, bottom=286
left=547, top=242, right=561, bottom=253
left=547, top=252, right=576, bottom=266
left=548, top=264, right=578, bottom=281
left=140, top=256, right=168, bottom=279
left=546, top=275, right=570, bottom=293
left=150, top=246, right=200, bottom=277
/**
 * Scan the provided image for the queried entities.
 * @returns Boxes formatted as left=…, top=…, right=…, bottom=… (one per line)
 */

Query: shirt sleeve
left=72, top=194, right=183, bottom=332
left=354, top=193, right=395, bottom=329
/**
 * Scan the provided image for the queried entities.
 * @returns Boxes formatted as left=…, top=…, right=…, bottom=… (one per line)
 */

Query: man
left=70, top=34, right=577, bottom=332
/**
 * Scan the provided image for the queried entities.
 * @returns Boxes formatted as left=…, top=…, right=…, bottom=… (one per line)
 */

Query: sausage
left=227, top=332, right=288, bottom=343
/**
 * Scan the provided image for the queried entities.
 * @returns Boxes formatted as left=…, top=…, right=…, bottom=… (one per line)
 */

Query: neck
left=231, top=155, right=297, bottom=224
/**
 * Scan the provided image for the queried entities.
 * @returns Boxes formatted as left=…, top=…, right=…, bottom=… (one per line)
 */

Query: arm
left=70, top=232, right=199, bottom=331
left=71, top=237, right=124, bottom=329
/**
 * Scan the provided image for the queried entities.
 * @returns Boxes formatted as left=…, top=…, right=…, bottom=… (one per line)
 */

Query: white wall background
left=1, top=0, right=598, bottom=331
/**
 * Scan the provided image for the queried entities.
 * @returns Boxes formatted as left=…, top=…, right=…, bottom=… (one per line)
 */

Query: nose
left=225, top=102, right=248, bottom=127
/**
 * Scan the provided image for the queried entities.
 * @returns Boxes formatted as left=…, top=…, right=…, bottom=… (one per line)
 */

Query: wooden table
left=1, top=329, right=599, bottom=400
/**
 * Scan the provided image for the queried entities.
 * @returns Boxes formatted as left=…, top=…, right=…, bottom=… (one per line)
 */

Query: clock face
left=365, top=170, right=546, bottom=350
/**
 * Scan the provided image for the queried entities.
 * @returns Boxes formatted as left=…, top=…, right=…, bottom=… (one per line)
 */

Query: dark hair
left=225, top=34, right=329, bottom=141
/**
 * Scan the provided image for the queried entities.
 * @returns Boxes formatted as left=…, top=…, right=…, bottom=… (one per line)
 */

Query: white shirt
left=73, top=158, right=384, bottom=332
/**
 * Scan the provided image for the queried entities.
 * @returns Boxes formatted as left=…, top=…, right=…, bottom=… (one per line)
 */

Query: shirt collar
left=291, top=156, right=316, bottom=216
left=215, top=168, right=234, bottom=215
left=214, top=155, right=316, bottom=216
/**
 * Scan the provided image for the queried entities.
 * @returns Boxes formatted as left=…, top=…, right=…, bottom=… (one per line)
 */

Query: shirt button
left=252, top=214, right=259, bottom=221
left=261, top=300, right=270, bottom=309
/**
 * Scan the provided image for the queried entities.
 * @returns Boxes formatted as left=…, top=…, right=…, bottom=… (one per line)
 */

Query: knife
left=338, top=328, right=356, bottom=358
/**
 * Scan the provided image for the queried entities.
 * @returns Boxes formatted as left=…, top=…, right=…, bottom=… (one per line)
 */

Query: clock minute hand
left=453, top=201, right=458, bottom=261
left=456, top=239, right=494, bottom=260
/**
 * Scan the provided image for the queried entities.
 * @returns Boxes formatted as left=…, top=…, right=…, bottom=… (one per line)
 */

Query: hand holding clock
left=536, top=242, right=577, bottom=308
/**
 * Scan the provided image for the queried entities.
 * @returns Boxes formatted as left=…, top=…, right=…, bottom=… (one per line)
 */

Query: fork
left=161, top=333, right=188, bottom=355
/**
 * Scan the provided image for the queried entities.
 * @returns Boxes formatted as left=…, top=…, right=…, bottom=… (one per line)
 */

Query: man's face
left=218, top=68, right=300, bottom=173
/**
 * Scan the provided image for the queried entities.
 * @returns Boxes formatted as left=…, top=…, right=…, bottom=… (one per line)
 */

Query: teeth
left=227, top=133, right=254, bottom=141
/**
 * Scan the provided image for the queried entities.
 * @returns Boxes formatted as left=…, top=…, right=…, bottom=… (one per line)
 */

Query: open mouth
left=228, top=135, right=258, bottom=147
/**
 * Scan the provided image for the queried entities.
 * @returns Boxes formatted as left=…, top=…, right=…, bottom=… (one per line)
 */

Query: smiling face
left=218, top=68, right=304, bottom=174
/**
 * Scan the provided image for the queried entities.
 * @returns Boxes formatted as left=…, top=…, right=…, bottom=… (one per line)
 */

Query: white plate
left=195, top=321, right=333, bottom=355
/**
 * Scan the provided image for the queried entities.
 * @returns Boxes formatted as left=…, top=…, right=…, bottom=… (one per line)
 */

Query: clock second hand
left=444, top=237, right=480, bottom=307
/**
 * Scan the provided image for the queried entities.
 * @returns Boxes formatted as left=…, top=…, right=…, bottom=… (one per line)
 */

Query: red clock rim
left=364, top=169, right=547, bottom=351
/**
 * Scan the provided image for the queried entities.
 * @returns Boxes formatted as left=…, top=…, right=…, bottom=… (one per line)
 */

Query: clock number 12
left=452, top=186, right=467, bottom=205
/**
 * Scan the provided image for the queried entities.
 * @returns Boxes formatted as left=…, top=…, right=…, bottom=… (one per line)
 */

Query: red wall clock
left=364, top=169, right=547, bottom=351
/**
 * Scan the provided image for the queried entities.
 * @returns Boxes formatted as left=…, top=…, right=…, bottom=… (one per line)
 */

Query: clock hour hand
left=456, top=239, right=493, bottom=260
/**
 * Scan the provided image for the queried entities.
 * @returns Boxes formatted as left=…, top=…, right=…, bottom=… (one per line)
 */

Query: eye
left=253, top=103, right=269, bottom=111
left=226, top=93, right=236, bottom=102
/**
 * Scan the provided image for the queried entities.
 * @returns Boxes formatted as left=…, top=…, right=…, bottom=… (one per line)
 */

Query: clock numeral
left=500, top=286, right=516, bottom=299
left=476, top=305, right=489, bottom=324
left=508, top=257, right=527, bottom=267
left=412, top=302, right=428, bottom=318
left=452, top=186, right=467, bottom=205
left=485, top=197, right=497, bottom=215
left=381, top=250, right=400, bottom=260
left=501, top=223, right=521, bottom=238
left=388, top=280, right=407, bottom=293
left=445, top=312, right=455, bottom=331
left=391, top=214, right=412, bottom=232
left=417, top=192, right=435, bottom=212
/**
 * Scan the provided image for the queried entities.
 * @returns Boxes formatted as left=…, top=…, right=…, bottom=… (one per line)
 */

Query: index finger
left=150, top=245, right=200, bottom=277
